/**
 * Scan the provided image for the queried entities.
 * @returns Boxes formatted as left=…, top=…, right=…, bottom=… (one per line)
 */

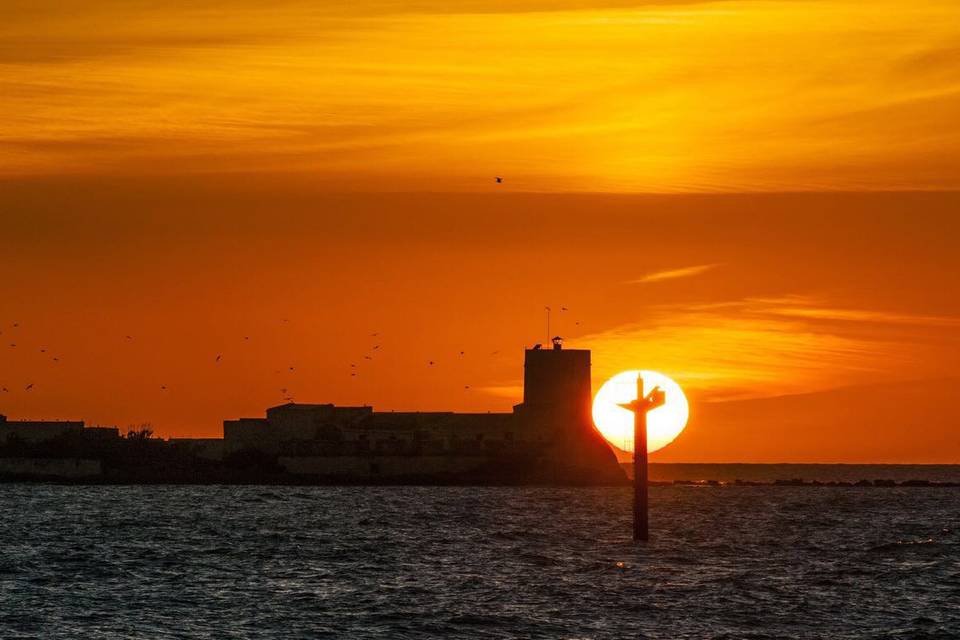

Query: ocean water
left=647, top=463, right=960, bottom=484
left=1, top=481, right=958, bottom=638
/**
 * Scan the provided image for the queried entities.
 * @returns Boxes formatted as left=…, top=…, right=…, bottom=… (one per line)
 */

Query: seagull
left=373, top=345, right=380, bottom=350
left=215, top=354, right=222, bottom=363
left=428, top=360, right=435, bottom=366
left=288, top=366, right=295, bottom=371
left=1, top=387, right=7, bottom=392
left=25, top=383, right=33, bottom=391
left=243, top=336, right=250, bottom=341
left=459, top=351, right=465, bottom=356
left=52, top=357, right=59, bottom=362
left=351, top=373, right=357, bottom=377
left=561, top=307, right=569, bottom=312
left=160, top=385, right=167, bottom=391
left=495, top=176, right=503, bottom=183
left=12, top=323, right=18, bottom=328
left=464, top=385, right=470, bottom=390
left=350, top=363, right=356, bottom=368
left=40, top=349, right=46, bottom=353
left=364, top=356, right=372, bottom=361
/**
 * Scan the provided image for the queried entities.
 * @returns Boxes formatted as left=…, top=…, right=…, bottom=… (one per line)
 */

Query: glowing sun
left=592, top=370, right=689, bottom=453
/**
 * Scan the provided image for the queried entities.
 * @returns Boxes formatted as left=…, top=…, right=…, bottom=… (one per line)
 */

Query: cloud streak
left=578, top=295, right=960, bottom=402
left=629, top=263, right=720, bottom=284
left=1, top=0, right=960, bottom=190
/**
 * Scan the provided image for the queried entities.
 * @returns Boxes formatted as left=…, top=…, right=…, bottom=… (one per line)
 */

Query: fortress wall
left=278, top=455, right=488, bottom=477
left=0, top=421, right=85, bottom=444
left=223, top=418, right=273, bottom=454
left=0, top=457, right=101, bottom=478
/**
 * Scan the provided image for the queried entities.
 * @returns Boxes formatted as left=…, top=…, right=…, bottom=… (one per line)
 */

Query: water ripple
left=0, top=485, right=957, bottom=638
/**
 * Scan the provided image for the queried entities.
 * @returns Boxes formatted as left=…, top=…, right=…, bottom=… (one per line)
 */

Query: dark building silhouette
left=0, top=341, right=624, bottom=484
left=0, top=414, right=84, bottom=444
left=223, top=339, right=624, bottom=483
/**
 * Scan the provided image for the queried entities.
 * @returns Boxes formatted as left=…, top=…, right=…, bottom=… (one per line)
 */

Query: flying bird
left=459, top=351, right=465, bottom=356
left=1, top=387, right=7, bottom=393
left=428, top=360, right=435, bottom=366
left=160, top=385, right=167, bottom=391
left=495, top=176, right=503, bottom=183
left=464, top=385, right=470, bottom=390
left=52, top=357, right=59, bottom=362
left=373, top=345, right=380, bottom=350
left=289, top=366, right=295, bottom=371
left=215, top=354, right=222, bottom=363
left=364, top=356, right=372, bottom=360
left=371, top=332, right=379, bottom=337
left=25, top=383, right=33, bottom=391
left=40, top=349, right=46, bottom=353
left=125, top=335, right=133, bottom=340
left=561, top=307, right=569, bottom=312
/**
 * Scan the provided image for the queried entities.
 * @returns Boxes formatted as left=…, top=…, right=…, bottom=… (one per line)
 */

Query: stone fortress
left=0, top=338, right=625, bottom=484
left=223, top=337, right=624, bottom=483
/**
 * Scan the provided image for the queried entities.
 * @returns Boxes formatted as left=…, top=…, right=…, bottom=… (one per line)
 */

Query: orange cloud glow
left=1, top=1, right=959, bottom=191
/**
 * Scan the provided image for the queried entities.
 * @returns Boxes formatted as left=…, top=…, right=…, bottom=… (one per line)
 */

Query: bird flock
left=2, top=305, right=584, bottom=407
left=1, top=321, right=61, bottom=394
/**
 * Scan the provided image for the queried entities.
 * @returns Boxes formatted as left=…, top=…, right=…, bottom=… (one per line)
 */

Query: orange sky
left=1, top=1, right=959, bottom=461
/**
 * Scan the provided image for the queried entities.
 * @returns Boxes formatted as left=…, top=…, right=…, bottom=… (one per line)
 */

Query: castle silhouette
left=224, top=337, right=624, bottom=483
left=0, top=338, right=624, bottom=484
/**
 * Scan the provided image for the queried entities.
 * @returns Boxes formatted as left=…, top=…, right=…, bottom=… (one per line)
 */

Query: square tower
left=522, top=340, right=592, bottom=418
left=514, top=338, right=623, bottom=482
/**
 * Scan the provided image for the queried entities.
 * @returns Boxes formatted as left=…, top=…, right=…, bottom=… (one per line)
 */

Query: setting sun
left=593, top=370, right=689, bottom=453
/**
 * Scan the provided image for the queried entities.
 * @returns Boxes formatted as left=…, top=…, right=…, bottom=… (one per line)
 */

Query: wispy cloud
left=577, top=295, right=960, bottom=402
left=739, top=295, right=960, bottom=327
left=2, top=1, right=960, bottom=190
left=629, top=263, right=720, bottom=284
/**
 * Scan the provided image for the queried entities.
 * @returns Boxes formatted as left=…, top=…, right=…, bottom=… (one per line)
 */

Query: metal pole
left=633, top=376, right=649, bottom=542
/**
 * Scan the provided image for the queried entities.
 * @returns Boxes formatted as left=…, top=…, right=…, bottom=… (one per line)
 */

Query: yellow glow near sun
left=592, top=370, right=689, bottom=453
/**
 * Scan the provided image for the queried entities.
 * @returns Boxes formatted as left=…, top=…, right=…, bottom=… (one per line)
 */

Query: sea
left=1, top=465, right=958, bottom=639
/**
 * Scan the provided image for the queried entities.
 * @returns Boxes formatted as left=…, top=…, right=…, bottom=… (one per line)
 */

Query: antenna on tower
left=545, top=306, right=551, bottom=343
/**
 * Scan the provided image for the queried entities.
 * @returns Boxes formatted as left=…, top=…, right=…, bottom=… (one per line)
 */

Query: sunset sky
left=1, top=0, right=958, bottom=461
